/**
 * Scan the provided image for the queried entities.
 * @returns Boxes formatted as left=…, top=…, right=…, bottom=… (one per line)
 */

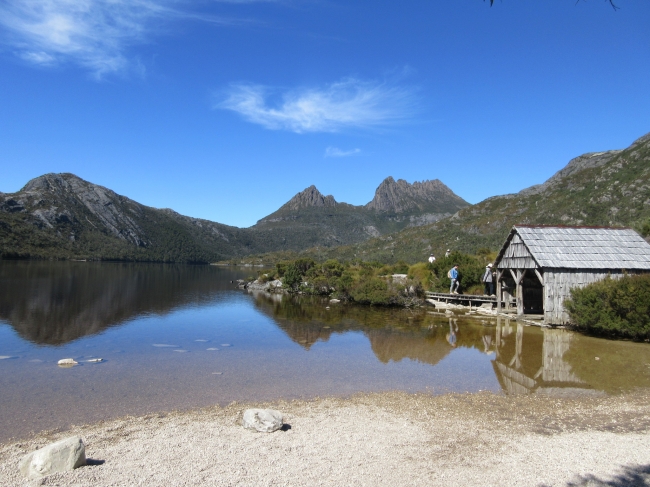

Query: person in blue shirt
left=449, top=264, right=459, bottom=294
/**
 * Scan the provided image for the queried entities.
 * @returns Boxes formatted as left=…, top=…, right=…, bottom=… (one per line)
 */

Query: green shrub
left=336, top=271, right=354, bottom=294
left=564, top=273, right=650, bottom=340
left=283, top=263, right=303, bottom=290
left=635, top=218, right=650, bottom=238
left=350, top=277, right=393, bottom=305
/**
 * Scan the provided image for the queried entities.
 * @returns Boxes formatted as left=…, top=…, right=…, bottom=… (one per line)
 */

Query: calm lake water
left=1, top=261, right=650, bottom=442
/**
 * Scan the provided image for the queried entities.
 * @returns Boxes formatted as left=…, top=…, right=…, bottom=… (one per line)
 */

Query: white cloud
left=0, top=0, right=248, bottom=77
left=0, top=0, right=173, bottom=76
left=324, top=147, right=361, bottom=158
left=218, top=78, right=418, bottom=133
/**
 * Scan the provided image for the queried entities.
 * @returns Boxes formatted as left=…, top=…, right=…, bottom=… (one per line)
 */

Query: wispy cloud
left=324, top=147, right=361, bottom=158
left=217, top=77, right=418, bottom=133
left=0, top=0, right=249, bottom=77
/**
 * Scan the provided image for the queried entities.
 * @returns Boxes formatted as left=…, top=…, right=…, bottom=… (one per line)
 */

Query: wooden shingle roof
left=495, top=225, right=650, bottom=270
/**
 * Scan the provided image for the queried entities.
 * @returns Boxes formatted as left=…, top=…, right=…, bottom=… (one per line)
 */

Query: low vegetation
left=255, top=251, right=494, bottom=306
left=565, top=273, right=650, bottom=340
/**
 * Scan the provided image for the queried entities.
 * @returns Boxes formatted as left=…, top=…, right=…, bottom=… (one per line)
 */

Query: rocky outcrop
left=278, top=185, right=338, bottom=211
left=19, top=173, right=149, bottom=247
left=19, top=437, right=86, bottom=479
left=366, top=177, right=468, bottom=214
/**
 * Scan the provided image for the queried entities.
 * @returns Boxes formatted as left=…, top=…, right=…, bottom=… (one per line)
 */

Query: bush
left=635, top=218, right=650, bottom=238
left=350, top=277, right=393, bottom=305
left=283, top=263, right=303, bottom=290
left=564, top=273, right=650, bottom=340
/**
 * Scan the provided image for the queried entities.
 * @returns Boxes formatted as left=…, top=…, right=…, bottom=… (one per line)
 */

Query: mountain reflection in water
left=250, top=291, right=650, bottom=395
left=3, top=262, right=650, bottom=443
left=249, top=291, right=493, bottom=367
left=0, top=261, right=243, bottom=345
left=1, top=261, right=649, bottom=398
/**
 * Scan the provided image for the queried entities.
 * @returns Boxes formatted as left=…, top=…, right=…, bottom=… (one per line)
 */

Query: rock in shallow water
left=19, top=436, right=86, bottom=479
left=57, top=358, right=78, bottom=367
left=242, top=409, right=283, bottom=433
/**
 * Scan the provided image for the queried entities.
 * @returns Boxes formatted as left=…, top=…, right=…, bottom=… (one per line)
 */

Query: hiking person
left=481, top=263, right=494, bottom=296
left=445, top=249, right=451, bottom=258
left=428, top=253, right=436, bottom=264
left=448, top=264, right=459, bottom=294
left=446, top=318, right=458, bottom=347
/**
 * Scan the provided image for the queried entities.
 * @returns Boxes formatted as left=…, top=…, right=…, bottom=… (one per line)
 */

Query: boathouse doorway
left=522, top=271, right=544, bottom=315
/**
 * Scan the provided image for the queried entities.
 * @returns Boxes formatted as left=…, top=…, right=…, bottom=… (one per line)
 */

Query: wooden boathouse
left=493, top=225, right=650, bottom=324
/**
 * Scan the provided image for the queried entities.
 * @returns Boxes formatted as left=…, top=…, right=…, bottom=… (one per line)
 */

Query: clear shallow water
left=1, top=261, right=650, bottom=442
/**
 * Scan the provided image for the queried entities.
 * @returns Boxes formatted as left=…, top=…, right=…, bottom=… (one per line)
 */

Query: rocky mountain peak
left=365, top=177, right=467, bottom=214
left=280, top=185, right=338, bottom=211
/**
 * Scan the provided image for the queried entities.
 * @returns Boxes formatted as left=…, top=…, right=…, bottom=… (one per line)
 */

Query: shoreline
left=2, top=390, right=650, bottom=486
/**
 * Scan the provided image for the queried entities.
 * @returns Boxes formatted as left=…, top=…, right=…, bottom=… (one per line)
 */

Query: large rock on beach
left=19, top=437, right=86, bottom=479
left=242, top=409, right=283, bottom=433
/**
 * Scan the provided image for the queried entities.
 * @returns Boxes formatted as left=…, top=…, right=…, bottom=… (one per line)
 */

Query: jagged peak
left=280, top=185, right=338, bottom=211
left=366, top=177, right=466, bottom=213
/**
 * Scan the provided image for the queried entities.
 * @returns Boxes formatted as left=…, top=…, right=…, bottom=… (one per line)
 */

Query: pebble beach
left=2, top=390, right=650, bottom=486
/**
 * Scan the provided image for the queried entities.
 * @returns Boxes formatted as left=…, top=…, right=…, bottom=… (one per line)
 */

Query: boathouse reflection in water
left=2, top=261, right=650, bottom=396
left=494, top=318, right=590, bottom=395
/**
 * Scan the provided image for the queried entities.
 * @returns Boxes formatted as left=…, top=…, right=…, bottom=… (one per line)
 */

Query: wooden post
left=496, top=270, right=503, bottom=313
left=516, top=269, right=524, bottom=316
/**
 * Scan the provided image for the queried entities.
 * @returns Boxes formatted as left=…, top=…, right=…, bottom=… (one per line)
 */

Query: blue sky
left=1, top=0, right=649, bottom=228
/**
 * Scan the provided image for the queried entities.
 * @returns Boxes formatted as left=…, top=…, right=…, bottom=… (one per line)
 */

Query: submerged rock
left=19, top=437, right=86, bottom=479
left=242, top=409, right=283, bottom=433
left=57, top=358, right=78, bottom=367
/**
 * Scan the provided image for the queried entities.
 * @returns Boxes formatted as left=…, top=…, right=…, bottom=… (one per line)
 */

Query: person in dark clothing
left=481, top=263, right=494, bottom=296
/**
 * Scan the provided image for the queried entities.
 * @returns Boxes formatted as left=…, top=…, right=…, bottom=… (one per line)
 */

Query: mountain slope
left=0, top=173, right=280, bottom=262
left=252, top=177, right=470, bottom=249
left=0, top=173, right=468, bottom=262
left=296, top=132, right=650, bottom=263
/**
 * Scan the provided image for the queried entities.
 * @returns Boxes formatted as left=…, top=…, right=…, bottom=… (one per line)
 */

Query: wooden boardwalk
left=425, top=291, right=498, bottom=305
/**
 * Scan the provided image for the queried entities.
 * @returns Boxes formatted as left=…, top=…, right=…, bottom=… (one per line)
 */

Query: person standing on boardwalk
left=448, top=264, right=459, bottom=294
left=481, top=263, right=494, bottom=296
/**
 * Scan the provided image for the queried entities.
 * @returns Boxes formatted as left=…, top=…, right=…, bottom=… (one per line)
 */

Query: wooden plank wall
left=499, top=233, right=538, bottom=269
left=543, top=270, right=626, bottom=324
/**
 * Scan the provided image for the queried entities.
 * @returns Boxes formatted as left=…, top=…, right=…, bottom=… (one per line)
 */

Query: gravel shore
left=2, top=390, right=650, bottom=486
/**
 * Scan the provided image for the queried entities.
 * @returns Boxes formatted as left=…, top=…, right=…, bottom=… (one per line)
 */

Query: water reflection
left=1, top=262, right=649, bottom=397
left=492, top=317, right=650, bottom=394
left=0, top=261, right=245, bottom=345
left=249, top=291, right=497, bottom=367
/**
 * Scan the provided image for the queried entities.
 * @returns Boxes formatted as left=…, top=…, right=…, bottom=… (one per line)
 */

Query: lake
left=1, top=261, right=649, bottom=442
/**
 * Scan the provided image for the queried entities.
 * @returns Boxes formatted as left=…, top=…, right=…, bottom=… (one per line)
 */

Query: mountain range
left=0, top=172, right=467, bottom=262
left=305, top=131, right=650, bottom=263
left=2, top=131, right=648, bottom=263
